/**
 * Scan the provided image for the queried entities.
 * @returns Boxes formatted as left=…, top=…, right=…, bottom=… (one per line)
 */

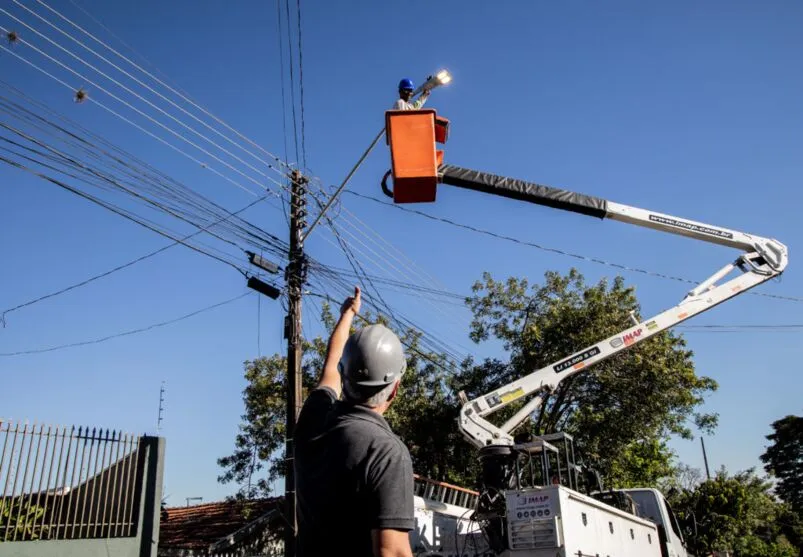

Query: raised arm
left=319, top=286, right=362, bottom=397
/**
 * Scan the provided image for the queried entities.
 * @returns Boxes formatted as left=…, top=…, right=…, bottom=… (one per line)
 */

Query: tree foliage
left=761, top=415, right=803, bottom=514
left=0, top=499, right=48, bottom=541
left=219, top=269, right=719, bottom=495
left=670, top=467, right=799, bottom=557
left=456, top=269, right=717, bottom=487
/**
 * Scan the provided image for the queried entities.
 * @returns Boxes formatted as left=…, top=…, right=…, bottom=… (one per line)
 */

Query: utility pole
left=284, top=169, right=308, bottom=557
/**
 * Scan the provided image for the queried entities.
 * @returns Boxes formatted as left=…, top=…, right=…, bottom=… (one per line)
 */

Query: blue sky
left=1, top=0, right=801, bottom=506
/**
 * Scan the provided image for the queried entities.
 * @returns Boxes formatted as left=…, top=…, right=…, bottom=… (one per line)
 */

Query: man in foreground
left=294, top=286, right=414, bottom=557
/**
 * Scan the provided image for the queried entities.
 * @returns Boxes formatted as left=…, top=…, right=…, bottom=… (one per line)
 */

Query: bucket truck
left=382, top=107, right=788, bottom=557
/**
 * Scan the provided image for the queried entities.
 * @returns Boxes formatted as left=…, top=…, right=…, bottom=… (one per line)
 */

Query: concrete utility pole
left=284, top=169, right=308, bottom=557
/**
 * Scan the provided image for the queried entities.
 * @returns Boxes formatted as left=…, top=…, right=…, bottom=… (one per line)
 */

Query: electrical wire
left=66, top=0, right=181, bottom=89
left=344, top=190, right=803, bottom=304
left=313, top=219, right=472, bottom=337
left=275, top=0, right=291, bottom=227
left=310, top=272, right=466, bottom=366
left=0, top=152, right=249, bottom=273
left=309, top=262, right=467, bottom=303
left=0, top=292, right=253, bottom=357
left=306, top=290, right=460, bottom=377
left=681, top=324, right=803, bottom=329
left=5, top=0, right=310, bottom=243
left=0, top=80, right=289, bottom=257
left=317, top=187, right=447, bottom=294
left=305, top=185, right=470, bottom=332
left=0, top=123, right=244, bottom=249
left=283, top=0, right=300, bottom=165
left=0, top=19, right=302, bottom=227
left=6, top=0, right=283, bottom=174
left=295, top=0, right=307, bottom=169
left=0, top=27, right=279, bottom=194
left=678, top=324, right=803, bottom=333
left=0, top=42, right=267, bottom=198
left=0, top=119, right=287, bottom=269
left=0, top=193, right=273, bottom=326
left=32, top=0, right=289, bottom=168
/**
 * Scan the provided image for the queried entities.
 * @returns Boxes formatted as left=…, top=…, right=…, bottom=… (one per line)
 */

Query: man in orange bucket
left=392, top=77, right=430, bottom=110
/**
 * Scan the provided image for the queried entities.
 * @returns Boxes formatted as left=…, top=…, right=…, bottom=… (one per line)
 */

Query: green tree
left=457, top=269, right=718, bottom=487
left=671, top=467, right=799, bottom=557
left=220, top=269, right=720, bottom=495
left=761, top=415, right=803, bottom=513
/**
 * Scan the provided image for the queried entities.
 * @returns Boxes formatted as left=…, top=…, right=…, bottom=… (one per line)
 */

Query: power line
left=0, top=193, right=273, bottom=326
left=308, top=211, right=471, bottom=342
left=0, top=119, right=280, bottom=265
left=307, top=291, right=459, bottom=377
left=0, top=28, right=278, bottom=194
left=306, top=185, right=464, bottom=320
left=275, top=0, right=289, bottom=167
left=0, top=122, right=240, bottom=248
left=312, top=218, right=476, bottom=334
left=0, top=152, right=249, bottom=273
left=0, top=43, right=266, bottom=198
left=344, top=190, right=803, bottom=304
left=304, top=189, right=478, bottom=361
left=318, top=186, right=447, bottom=294
left=678, top=329, right=802, bottom=334
left=66, top=0, right=180, bottom=88
left=0, top=292, right=253, bottom=357
left=6, top=0, right=283, bottom=175
left=33, top=0, right=289, bottom=169
left=311, top=272, right=467, bottom=366
left=0, top=78, right=290, bottom=254
left=308, top=262, right=466, bottom=301
left=275, top=0, right=291, bottom=227
left=284, top=0, right=300, bottom=164
left=296, top=0, right=307, bottom=169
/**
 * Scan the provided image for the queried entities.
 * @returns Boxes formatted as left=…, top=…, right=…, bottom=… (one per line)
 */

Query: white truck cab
left=618, top=488, right=689, bottom=557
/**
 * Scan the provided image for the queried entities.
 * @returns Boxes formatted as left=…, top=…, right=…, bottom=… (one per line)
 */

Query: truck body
left=411, top=481, right=687, bottom=557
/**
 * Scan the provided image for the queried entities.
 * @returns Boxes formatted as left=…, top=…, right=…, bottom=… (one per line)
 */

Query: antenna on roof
left=157, top=381, right=166, bottom=433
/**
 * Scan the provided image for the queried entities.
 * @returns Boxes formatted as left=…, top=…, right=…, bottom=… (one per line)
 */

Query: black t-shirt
left=294, top=387, right=414, bottom=557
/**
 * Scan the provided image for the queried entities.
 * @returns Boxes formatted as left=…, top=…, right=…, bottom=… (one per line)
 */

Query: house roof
left=160, top=497, right=283, bottom=550
left=158, top=476, right=477, bottom=551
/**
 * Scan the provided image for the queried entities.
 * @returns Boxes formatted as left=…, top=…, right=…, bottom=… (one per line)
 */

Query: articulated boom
left=381, top=108, right=789, bottom=450
left=458, top=238, right=786, bottom=448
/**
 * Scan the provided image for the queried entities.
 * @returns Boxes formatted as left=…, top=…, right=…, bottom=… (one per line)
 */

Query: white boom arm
left=456, top=197, right=788, bottom=449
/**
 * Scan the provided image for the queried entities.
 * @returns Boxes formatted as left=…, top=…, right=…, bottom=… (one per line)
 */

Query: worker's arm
left=391, top=91, right=430, bottom=111
left=319, top=286, right=361, bottom=396
left=372, top=529, right=413, bottom=557
left=409, top=90, right=430, bottom=109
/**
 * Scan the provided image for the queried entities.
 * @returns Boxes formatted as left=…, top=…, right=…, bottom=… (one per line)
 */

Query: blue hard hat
left=398, top=78, right=415, bottom=91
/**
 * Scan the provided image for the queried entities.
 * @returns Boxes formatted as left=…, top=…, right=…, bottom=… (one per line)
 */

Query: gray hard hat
left=339, top=324, right=406, bottom=391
